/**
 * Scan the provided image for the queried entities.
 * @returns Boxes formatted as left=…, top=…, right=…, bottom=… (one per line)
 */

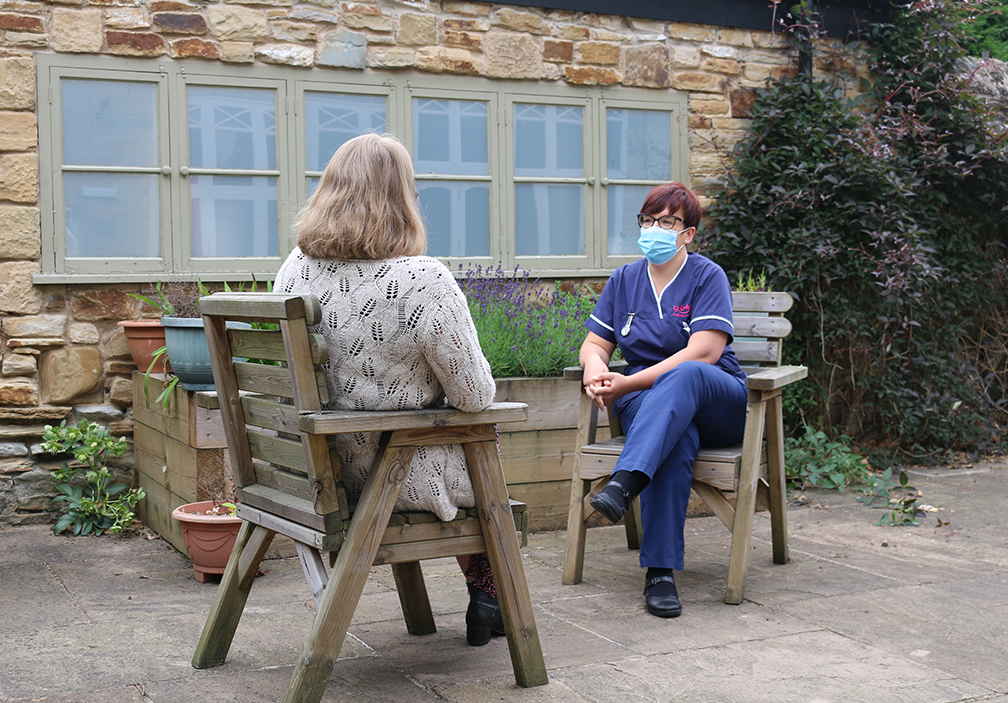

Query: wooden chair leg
left=193, top=521, right=276, bottom=668
left=724, top=397, right=767, bottom=605
left=465, top=440, right=548, bottom=688
left=765, top=394, right=790, bottom=565
left=283, top=444, right=417, bottom=703
left=624, top=495, right=643, bottom=550
left=562, top=472, right=590, bottom=585
left=392, top=561, right=437, bottom=636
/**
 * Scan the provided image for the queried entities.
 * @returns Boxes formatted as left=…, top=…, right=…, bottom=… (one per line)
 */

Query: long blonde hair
left=296, top=133, right=426, bottom=260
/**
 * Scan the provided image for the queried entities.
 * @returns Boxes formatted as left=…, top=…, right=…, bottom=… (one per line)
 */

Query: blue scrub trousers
left=613, top=361, right=748, bottom=571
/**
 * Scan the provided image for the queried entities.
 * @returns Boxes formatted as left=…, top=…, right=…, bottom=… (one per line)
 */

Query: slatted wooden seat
left=562, top=291, right=807, bottom=604
left=190, top=292, right=547, bottom=703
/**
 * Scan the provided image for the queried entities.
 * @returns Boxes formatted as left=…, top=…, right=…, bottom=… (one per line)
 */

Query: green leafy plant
left=129, top=278, right=211, bottom=319
left=456, top=263, right=596, bottom=378
left=785, top=426, right=871, bottom=491
left=857, top=468, right=921, bottom=526
left=42, top=420, right=145, bottom=536
left=734, top=269, right=769, bottom=293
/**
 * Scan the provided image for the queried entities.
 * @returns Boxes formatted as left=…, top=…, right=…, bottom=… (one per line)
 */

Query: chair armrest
left=562, top=359, right=628, bottom=381
left=298, top=402, right=528, bottom=435
left=745, top=365, right=807, bottom=391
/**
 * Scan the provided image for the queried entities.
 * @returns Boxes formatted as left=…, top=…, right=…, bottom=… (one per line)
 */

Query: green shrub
left=786, top=426, right=870, bottom=491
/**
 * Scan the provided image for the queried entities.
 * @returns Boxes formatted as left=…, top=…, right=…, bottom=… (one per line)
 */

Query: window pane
left=515, top=183, right=583, bottom=256
left=62, top=80, right=157, bottom=168
left=306, top=93, right=386, bottom=171
left=514, top=104, right=582, bottom=178
left=188, top=87, right=276, bottom=170
left=190, top=175, right=278, bottom=257
left=608, top=184, right=654, bottom=256
left=65, top=172, right=159, bottom=258
left=607, top=108, right=672, bottom=181
left=413, top=99, right=487, bottom=176
left=419, top=182, right=490, bottom=257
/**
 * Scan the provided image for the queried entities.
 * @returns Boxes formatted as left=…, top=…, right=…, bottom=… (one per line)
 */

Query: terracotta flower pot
left=118, top=319, right=170, bottom=374
left=172, top=501, right=242, bottom=583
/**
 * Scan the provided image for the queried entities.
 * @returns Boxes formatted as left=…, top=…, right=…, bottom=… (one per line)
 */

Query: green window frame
left=36, top=55, right=687, bottom=282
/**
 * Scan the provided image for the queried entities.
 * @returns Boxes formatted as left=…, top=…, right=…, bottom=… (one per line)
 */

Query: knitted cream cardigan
left=275, top=248, right=496, bottom=521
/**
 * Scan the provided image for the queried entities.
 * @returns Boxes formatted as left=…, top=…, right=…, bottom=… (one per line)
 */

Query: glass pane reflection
left=606, top=108, right=671, bottom=181
left=419, top=182, right=490, bottom=257
left=62, top=79, right=158, bottom=168
left=188, top=86, right=276, bottom=170
left=515, top=183, right=583, bottom=256
left=608, top=184, right=653, bottom=256
left=65, top=172, right=160, bottom=258
left=306, top=92, right=386, bottom=171
left=190, top=175, right=278, bottom=257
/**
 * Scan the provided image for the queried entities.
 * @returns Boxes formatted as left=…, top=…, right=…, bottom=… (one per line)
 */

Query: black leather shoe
left=590, top=479, right=630, bottom=524
left=644, top=574, right=682, bottom=618
left=466, top=583, right=505, bottom=646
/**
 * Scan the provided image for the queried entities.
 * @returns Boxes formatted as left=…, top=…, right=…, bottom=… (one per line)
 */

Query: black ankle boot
left=466, top=583, right=505, bottom=646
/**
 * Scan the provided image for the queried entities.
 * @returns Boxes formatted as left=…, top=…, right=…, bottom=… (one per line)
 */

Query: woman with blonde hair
left=275, top=133, right=504, bottom=646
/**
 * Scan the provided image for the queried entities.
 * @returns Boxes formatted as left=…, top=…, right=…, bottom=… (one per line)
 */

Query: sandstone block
left=0, top=442, right=28, bottom=458
left=368, top=46, right=413, bottom=69
left=772, top=66, right=799, bottom=80
left=364, top=33, right=395, bottom=46
left=2, top=353, right=36, bottom=376
left=591, top=29, right=625, bottom=43
left=668, top=22, right=716, bottom=42
left=494, top=8, right=546, bottom=35
left=75, top=404, right=124, bottom=421
left=557, top=25, right=589, bottom=41
left=208, top=5, right=269, bottom=42
left=582, top=14, right=623, bottom=31
left=0, top=261, right=43, bottom=315
left=485, top=32, right=541, bottom=79
left=105, top=8, right=150, bottom=30
left=319, top=29, right=366, bottom=69
left=70, top=289, right=134, bottom=322
left=153, top=12, right=206, bottom=34
left=0, top=13, right=42, bottom=32
left=171, top=38, right=220, bottom=59
left=289, top=7, right=338, bottom=24
left=40, top=347, right=101, bottom=404
left=442, top=1, right=491, bottom=17
left=14, top=469, right=57, bottom=511
left=0, top=56, right=35, bottom=110
left=672, top=71, right=723, bottom=93
left=730, top=86, right=756, bottom=118
left=752, top=30, right=785, bottom=49
left=710, top=117, right=753, bottom=131
left=6, top=33, right=47, bottom=49
left=415, top=47, right=483, bottom=75
left=717, top=27, right=753, bottom=47
left=621, top=44, right=670, bottom=88
left=0, top=458, right=32, bottom=474
left=703, top=44, right=738, bottom=60
left=0, top=111, right=35, bottom=153
left=627, top=17, right=666, bottom=36
left=543, top=39, right=572, bottom=63
left=51, top=8, right=103, bottom=53
left=397, top=13, right=435, bottom=45
left=150, top=2, right=199, bottom=10
left=7, top=338, right=63, bottom=349
left=69, top=323, right=99, bottom=345
left=342, top=3, right=393, bottom=32
left=703, top=57, right=741, bottom=76
left=0, top=153, right=35, bottom=204
left=105, top=360, right=136, bottom=374
left=0, top=378, right=37, bottom=405
left=106, top=31, right=167, bottom=57
left=543, top=9, right=578, bottom=21
left=743, top=63, right=772, bottom=83
left=108, top=376, right=132, bottom=405
left=256, top=44, right=315, bottom=67
left=272, top=19, right=316, bottom=43
left=445, top=31, right=482, bottom=51
left=103, top=328, right=131, bottom=359
left=220, top=41, right=255, bottom=63
left=690, top=97, right=730, bottom=115
left=673, top=45, right=702, bottom=68
left=564, top=66, right=620, bottom=86
left=443, top=18, right=489, bottom=32
left=579, top=41, right=620, bottom=65
left=2, top=314, right=65, bottom=338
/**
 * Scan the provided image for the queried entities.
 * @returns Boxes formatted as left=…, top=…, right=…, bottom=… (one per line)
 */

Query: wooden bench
left=562, top=291, right=806, bottom=604
left=189, top=292, right=547, bottom=703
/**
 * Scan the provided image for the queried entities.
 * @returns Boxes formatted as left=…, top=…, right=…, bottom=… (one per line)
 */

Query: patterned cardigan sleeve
left=418, top=273, right=496, bottom=413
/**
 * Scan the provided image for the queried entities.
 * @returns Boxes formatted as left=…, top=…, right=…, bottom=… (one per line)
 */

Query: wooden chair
left=562, top=291, right=807, bottom=604
left=189, top=292, right=547, bottom=703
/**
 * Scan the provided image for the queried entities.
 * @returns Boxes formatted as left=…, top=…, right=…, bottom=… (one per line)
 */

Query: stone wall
left=0, top=0, right=844, bottom=526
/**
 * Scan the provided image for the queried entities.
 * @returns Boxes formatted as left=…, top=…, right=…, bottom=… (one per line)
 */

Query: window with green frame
left=36, top=55, right=688, bottom=282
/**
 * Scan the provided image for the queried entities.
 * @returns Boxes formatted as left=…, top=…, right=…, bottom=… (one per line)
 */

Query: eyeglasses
left=637, top=213, right=685, bottom=230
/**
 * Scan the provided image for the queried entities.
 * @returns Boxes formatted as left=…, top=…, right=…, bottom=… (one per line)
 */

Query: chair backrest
left=200, top=292, right=349, bottom=535
left=728, top=291, right=794, bottom=375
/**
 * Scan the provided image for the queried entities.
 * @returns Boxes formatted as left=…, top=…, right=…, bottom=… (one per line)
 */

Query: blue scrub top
left=585, top=254, right=746, bottom=414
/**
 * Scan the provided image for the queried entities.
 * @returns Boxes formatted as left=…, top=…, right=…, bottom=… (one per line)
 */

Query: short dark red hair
left=640, top=183, right=702, bottom=229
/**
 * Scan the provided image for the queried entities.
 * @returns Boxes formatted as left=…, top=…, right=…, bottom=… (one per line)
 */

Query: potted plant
left=42, top=420, right=146, bottom=536
left=117, top=318, right=170, bottom=374
left=172, top=498, right=242, bottom=582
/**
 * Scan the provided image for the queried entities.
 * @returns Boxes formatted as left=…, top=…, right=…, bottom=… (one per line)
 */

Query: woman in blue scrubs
left=580, top=182, right=747, bottom=618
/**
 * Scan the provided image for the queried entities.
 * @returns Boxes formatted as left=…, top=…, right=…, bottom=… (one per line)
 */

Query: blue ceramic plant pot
left=161, top=317, right=251, bottom=391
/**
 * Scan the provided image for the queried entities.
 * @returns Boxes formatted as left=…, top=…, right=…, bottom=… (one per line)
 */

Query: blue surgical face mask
left=638, top=226, right=685, bottom=265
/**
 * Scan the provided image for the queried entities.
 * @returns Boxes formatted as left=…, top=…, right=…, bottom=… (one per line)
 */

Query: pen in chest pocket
left=620, top=313, right=635, bottom=337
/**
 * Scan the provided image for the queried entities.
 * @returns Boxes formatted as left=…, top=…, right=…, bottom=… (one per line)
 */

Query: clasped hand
left=584, top=371, right=630, bottom=411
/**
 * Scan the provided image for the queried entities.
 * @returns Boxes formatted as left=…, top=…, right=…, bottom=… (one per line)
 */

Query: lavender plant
left=456, top=263, right=594, bottom=378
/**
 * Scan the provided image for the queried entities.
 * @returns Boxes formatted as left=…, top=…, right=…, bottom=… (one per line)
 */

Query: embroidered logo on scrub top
left=673, top=304, right=691, bottom=318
